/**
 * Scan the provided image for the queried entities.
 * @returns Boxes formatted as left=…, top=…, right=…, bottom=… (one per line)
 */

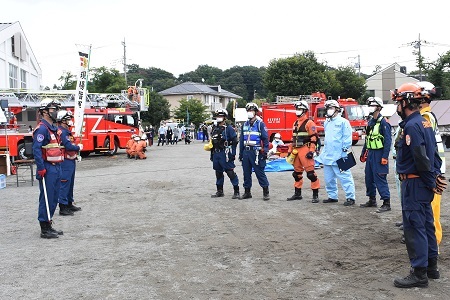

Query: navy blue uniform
left=58, top=126, right=81, bottom=206
left=211, top=124, right=239, bottom=187
left=362, top=115, right=392, bottom=201
left=32, top=120, right=62, bottom=222
left=396, top=111, right=439, bottom=268
left=239, top=119, right=270, bottom=188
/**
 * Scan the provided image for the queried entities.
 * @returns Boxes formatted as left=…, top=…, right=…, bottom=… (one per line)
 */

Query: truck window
left=317, top=108, right=327, bottom=118
left=345, top=106, right=365, bottom=121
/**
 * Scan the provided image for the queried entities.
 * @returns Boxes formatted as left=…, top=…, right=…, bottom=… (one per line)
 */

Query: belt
left=399, top=173, right=419, bottom=180
left=244, top=146, right=261, bottom=151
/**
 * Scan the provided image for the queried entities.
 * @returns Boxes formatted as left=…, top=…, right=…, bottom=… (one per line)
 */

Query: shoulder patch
left=311, top=126, right=316, bottom=132
left=405, top=134, right=411, bottom=146
left=422, top=120, right=432, bottom=128
left=36, top=134, right=44, bottom=143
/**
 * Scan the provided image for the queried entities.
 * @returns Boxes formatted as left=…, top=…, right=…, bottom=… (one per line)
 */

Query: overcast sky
left=5, top=0, right=450, bottom=88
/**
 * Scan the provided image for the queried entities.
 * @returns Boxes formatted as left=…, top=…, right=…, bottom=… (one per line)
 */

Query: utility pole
left=122, top=38, right=127, bottom=85
left=349, top=55, right=361, bottom=77
left=408, top=33, right=426, bottom=81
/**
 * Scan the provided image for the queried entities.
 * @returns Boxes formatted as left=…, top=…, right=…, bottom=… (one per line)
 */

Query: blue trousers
left=59, top=159, right=76, bottom=205
left=37, top=163, right=61, bottom=222
left=242, top=149, right=269, bottom=188
left=401, top=178, right=438, bottom=267
left=323, top=164, right=355, bottom=200
left=365, top=151, right=390, bottom=200
left=212, top=150, right=239, bottom=186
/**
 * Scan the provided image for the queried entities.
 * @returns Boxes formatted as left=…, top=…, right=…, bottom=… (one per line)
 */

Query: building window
left=187, top=95, right=193, bottom=100
left=9, top=64, right=18, bottom=88
left=27, top=110, right=37, bottom=122
left=20, top=69, right=27, bottom=89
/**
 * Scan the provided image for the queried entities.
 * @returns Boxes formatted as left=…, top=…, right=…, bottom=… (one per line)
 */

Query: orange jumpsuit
left=134, top=140, right=147, bottom=159
left=126, top=138, right=135, bottom=156
left=288, top=115, right=320, bottom=190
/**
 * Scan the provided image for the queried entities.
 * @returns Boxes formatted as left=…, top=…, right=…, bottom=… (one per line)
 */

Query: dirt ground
left=1, top=140, right=450, bottom=300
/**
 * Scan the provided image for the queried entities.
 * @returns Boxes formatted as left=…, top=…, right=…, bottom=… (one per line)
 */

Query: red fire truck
left=0, top=87, right=148, bottom=162
left=261, top=92, right=367, bottom=145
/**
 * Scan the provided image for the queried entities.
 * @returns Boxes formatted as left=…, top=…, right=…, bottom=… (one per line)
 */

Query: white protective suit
left=316, top=113, right=356, bottom=200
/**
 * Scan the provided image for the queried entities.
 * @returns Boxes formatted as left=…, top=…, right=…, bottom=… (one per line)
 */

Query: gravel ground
left=0, top=140, right=449, bottom=300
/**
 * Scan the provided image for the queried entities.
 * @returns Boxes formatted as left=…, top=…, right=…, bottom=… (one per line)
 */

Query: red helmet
left=391, top=83, right=422, bottom=102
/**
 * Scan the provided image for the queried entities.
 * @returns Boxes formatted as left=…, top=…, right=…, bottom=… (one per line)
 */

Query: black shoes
left=68, top=202, right=81, bottom=211
left=377, top=203, right=391, bottom=213
left=360, top=197, right=377, bottom=208
left=343, top=198, right=355, bottom=206
left=323, top=198, right=338, bottom=203
left=287, top=188, right=302, bottom=201
left=241, top=188, right=252, bottom=199
left=427, top=257, right=440, bottom=279
left=59, top=204, right=74, bottom=216
left=394, top=267, right=428, bottom=288
left=40, top=221, right=60, bottom=239
left=263, top=187, right=270, bottom=201
left=232, top=186, right=240, bottom=199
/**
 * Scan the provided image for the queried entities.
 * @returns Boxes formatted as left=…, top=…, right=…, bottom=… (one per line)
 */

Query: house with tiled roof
left=0, top=21, right=41, bottom=90
left=159, top=82, right=242, bottom=116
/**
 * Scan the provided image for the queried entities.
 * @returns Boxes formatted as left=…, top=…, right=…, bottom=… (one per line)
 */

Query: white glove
left=78, top=144, right=83, bottom=151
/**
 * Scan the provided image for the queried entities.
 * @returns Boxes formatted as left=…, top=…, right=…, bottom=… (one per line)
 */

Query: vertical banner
left=74, top=48, right=91, bottom=138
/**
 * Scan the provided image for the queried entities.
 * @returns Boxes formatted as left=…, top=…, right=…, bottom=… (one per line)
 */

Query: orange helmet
left=391, top=83, right=423, bottom=102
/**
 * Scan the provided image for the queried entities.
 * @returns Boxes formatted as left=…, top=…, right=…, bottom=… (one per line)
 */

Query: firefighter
left=392, top=82, right=446, bottom=288
left=359, top=97, right=392, bottom=212
left=135, top=134, right=148, bottom=159
left=129, top=135, right=141, bottom=159
left=127, top=86, right=134, bottom=101
left=56, top=110, right=83, bottom=216
left=418, top=81, right=445, bottom=248
left=316, top=100, right=356, bottom=206
left=286, top=100, right=321, bottom=203
left=210, top=109, right=240, bottom=199
left=32, top=98, right=64, bottom=239
left=267, top=133, right=284, bottom=157
left=239, top=103, right=270, bottom=200
left=126, top=134, right=136, bottom=158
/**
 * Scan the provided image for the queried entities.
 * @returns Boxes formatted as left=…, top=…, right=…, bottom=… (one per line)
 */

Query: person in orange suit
left=126, top=134, right=137, bottom=158
left=135, top=135, right=148, bottom=159
left=286, top=100, right=320, bottom=203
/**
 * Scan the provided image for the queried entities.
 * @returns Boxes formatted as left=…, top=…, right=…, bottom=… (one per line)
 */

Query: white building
left=0, top=22, right=41, bottom=90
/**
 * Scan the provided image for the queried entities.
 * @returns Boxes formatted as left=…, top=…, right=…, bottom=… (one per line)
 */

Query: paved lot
left=0, top=141, right=449, bottom=299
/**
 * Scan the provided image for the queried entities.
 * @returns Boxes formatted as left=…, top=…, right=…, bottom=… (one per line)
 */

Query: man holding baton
left=32, top=98, right=65, bottom=238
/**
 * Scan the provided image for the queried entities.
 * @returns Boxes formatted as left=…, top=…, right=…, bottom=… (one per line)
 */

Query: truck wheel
left=104, top=137, right=118, bottom=155
left=17, top=143, right=33, bottom=160
left=352, top=140, right=358, bottom=146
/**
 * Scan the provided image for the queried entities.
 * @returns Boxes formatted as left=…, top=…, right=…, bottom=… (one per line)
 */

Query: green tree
left=178, top=65, right=223, bottom=84
left=58, top=71, right=77, bottom=90
left=89, top=67, right=127, bottom=93
left=127, top=65, right=177, bottom=92
left=264, top=51, right=328, bottom=101
left=222, top=66, right=267, bottom=100
left=140, top=91, right=170, bottom=127
left=327, top=66, right=366, bottom=101
left=173, top=98, right=210, bottom=128
left=426, top=50, right=450, bottom=99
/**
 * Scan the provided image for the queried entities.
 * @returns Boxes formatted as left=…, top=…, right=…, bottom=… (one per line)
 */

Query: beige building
left=159, top=82, right=242, bottom=116
left=365, top=63, right=418, bottom=104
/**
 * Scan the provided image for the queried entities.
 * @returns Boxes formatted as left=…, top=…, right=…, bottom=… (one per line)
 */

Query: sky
left=5, top=0, right=450, bottom=88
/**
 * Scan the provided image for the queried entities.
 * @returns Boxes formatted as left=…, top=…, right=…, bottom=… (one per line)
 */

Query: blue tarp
left=265, top=158, right=294, bottom=172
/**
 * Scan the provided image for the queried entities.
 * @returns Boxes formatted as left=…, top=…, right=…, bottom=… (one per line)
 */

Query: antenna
left=122, top=38, right=127, bottom=84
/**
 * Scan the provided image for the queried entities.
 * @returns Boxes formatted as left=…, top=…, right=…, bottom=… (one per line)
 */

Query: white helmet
left=133, top=135, right=140, bottom=141
left=324, top=100, right=340, bottom=110
left=245, top=102, right=259, bottom=112
left=214, top=108, right=228, bottom=117
left=294, top=100, right=309, bottom=111
left=417, top=81, right=440, bottom=103
left=274, top=133, right=281, bottom=139
left=141, top=134, right=147, bottom=140
left=367, top=97, right=384, bottom=108
left=39, top=98, right=61, bottom=111
left=56, top=110, right=73, bottom=122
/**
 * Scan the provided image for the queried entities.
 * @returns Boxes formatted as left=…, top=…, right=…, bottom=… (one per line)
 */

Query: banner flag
left=73, top=47, right=91, bottom=138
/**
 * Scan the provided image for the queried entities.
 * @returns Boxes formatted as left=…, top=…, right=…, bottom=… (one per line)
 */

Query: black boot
left=40, top=221, right=59, bottom=239
left=312, top=189, right=319, bottom=203
left=241, top=188, right=252, bottom=199
left=263, top=186, right=270, bottom=201
left=68, top=202, right=82, bottom=212
left=394, top=267, right=428, bottom=288
left=360, top=196, right=377, bottom=208
left=427, top=257, right=440, bottom=279
left=286, top=188, right=302, bottom=201
left=211, top=185, right=224, bottom=198
left=48, top=221, right=64, bottom=235
left=377, top=200, right=391, bottom=213
left=59, top=204, right=74, bottom=216
left=232, top=185, right=240, bottom=199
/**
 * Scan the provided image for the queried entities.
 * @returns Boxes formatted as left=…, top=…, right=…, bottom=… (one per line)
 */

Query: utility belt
left=244, top=145, right=261, bottom=151
left=398, top=173, right=419, bottom=181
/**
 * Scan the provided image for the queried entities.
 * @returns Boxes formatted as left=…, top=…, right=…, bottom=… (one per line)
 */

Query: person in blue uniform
left=316, top=100, right=356, bottom=206
left=359, top=97, right=392, bottom=212
left=392, top=82, right=446, bottom=288
left=239, top=103, right=270, bottom=200
left=210, top=109, right=240, bottom=199
left=32, top=98, right=64, bottom=239
left=56, top=110, right=83, bottom=216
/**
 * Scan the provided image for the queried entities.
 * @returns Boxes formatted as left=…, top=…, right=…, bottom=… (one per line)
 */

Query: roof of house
left=159, top=82, right=242, bottom=99
left=0, top=23, right=14, bottom=31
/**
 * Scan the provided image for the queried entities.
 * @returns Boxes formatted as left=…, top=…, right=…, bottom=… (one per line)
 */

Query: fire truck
left=261, top=92, right=367, bottom=145
left=0, top=86, right=149, bottom=163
